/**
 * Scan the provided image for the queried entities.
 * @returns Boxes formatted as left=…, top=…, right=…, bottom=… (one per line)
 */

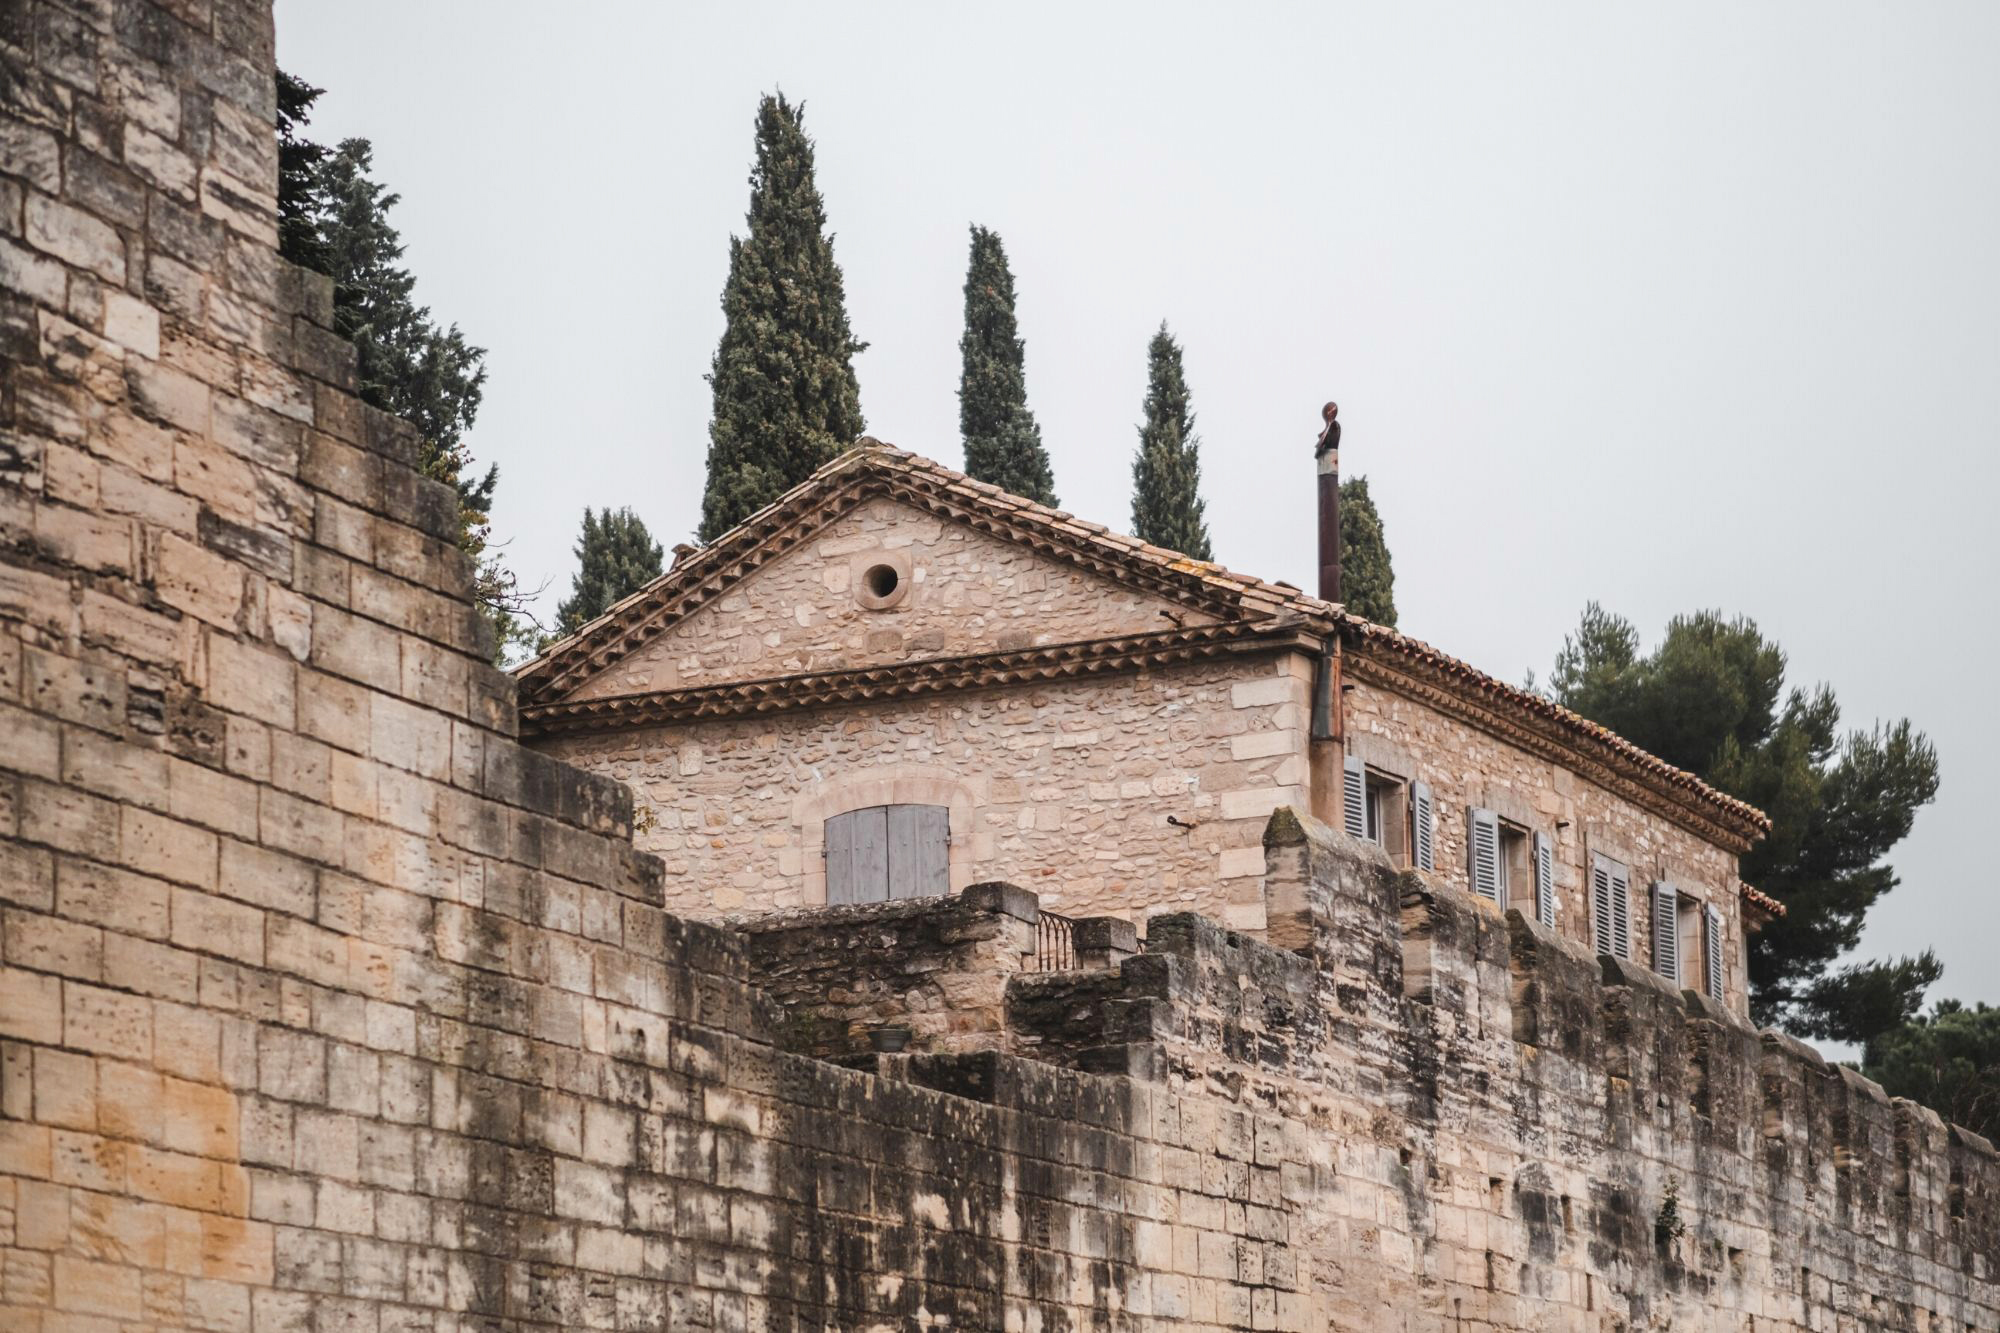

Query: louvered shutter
left=1652, top=881, right=1679, bottom=984
left=1705, top=905, right=1725, bottom=1000
left=1411, top=781, right=1436, bottom=873
left=1609, top=862, right=1631, bottom=960
left=1342, top=754, right=1367, bottom=839
left=1591, top=858, right=1614, bottom=954
left=1467, top=808, right=1501, bottom=903
left=1532, top=832, right=1555, bottom=927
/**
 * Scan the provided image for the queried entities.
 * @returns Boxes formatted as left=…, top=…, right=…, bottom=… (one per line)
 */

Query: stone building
left=11, top=2, right=1992, bottom=1329
left=517, top=442, right=1777, bottom=1015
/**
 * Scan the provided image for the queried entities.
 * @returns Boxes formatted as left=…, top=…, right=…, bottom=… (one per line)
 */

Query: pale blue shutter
left=1593, top=857, right=1631, bottom=959
left=1467, top=808, right=1501, bottom=903
left=1342, top=754, right=1367, bottom=839
left=1532, top=832, right=1555, bottom=927
left=1610, top=862, right=1631, bottom=960
left=1652, top=881, right=1679, bottom=984
left=1705, top=905, right=1725, bottom=1000
left=886, top=804, right=950, bottom=899
left=1411, top=781, right=1436, bottom=873
left=826, top=807, right=889, bottom=904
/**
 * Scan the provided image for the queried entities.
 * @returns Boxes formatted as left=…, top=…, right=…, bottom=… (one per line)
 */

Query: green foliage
left=699, top=94, right=866, bottom=543
left=554, top=508, right=665, bottom=638
left=1339, top=476, right=1397, bottom=627
left=276, top=71, right=329, bottom=273
left=1654, top=1177, right=1687, bottom=1248
left=958, top=226, right=1056, bottom=505
left=275, top=71, right=530, bottom=661
left=1864, top=1001, right=2000, bottom=1141
left=1129, top=324, right=1211, bottom=560
left=1549, top=605, right=1940, bottom=1040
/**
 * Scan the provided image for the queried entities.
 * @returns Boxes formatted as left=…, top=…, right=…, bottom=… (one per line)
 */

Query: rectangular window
left=1591, top=855, right=1632, bottom=959
left=1499, top=821, right=1531, bottom=912
left=825, top=804, right=949, bottom=904
left=1343, top=755, right=1413, bottom=867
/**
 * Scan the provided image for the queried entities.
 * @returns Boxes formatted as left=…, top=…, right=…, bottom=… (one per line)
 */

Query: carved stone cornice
left=520, top=620, right=1323, bottom=737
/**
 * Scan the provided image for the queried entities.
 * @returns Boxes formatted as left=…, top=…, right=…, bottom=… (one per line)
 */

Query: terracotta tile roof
left=1739, top=882, right=1787, bottom=918
left=514, top=441, right=1770, bottom=848
left=513, top=442, right=1324, bottom=704
left=1339, top=619, right=1772, bottom=842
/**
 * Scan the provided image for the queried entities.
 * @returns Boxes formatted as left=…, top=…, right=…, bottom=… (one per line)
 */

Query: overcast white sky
left=276, top=2, right=2000, bottom=1007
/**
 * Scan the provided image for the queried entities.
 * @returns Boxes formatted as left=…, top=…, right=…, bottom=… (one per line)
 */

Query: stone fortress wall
left=0, top=1, right=1991, bottom=1329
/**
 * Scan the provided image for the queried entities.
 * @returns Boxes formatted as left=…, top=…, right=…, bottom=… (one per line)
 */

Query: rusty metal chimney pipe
left=1315, top=402, right=1341, bottom=604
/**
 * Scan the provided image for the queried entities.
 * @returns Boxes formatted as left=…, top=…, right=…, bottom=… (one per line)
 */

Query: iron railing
left=1033, top=910, right=1076, bottom=972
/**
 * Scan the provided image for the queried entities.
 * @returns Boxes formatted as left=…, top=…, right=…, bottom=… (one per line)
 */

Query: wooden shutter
left=1591, top=858, right=1613, bottom=954
left=1705, top=904, right=1725, bottom=1000
left=1610, top=862, right=1631, bottom=959
left=826, top=807, right=889, bottom=904
left=1467, top=808, right=1501, bottom=903
left=1652, top=881, right=1679, bottom=984
left=1411, top=781, right=1436, bottom=873
left=1592, top=857, right=1631, bottom=959
left=1342, top=754, right=1367, bottom=840
left=1532, top=832, right=1555, bottom=927
left=887, top=804, right=950, bottom=899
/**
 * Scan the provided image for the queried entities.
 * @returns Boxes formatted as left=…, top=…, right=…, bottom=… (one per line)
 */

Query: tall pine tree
left=554, top=508, right=665, bottom=638
left=1339, top=477, right=1397, bottom=626
left=1130, top=324, right=1211, bottom=560
left=1548, top=605, right=1941, bottom=1040
left=959, top=226, right=1056, bottom=504
left=699, top=94, right=866, bottom=542
left=275, top=72, right=527, bottom=659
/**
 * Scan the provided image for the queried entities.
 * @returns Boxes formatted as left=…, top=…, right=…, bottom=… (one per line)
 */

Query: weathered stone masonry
left=0, top=2, right=1994, bottom=1330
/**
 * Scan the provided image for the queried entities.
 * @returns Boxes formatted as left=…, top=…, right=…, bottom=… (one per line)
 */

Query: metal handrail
left=1033, top=910, right=1076, bottom=972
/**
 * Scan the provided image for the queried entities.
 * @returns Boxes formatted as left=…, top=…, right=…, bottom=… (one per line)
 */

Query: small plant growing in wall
left=1655, top=1176, right=1688, bottom=1251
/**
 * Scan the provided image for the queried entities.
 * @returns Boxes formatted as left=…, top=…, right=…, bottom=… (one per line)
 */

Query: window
left=824, top=804, right=949, bottom=904
left=1344, top=756, right=1418, bottom=867
left=1591, top=855, right=1632, bottom=959
left=1498, top=821, right=1531, bottom=910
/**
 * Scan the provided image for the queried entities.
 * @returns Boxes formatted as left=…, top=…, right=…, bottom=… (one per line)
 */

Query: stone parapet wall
left=731, top=881, right=1039, bottom=1060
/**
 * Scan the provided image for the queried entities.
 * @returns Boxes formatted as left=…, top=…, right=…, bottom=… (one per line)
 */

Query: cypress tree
left=959, top=226, right=1056, bottom=504
left=554, top=508, right=665, bottom=638
left=1129, top=324, right=1211, bottom=560
left=699, top=94, right=866, bottom=542
left=276, top=71, right=329, bottom=273
left=1339, top=477, right=1397, bottom=626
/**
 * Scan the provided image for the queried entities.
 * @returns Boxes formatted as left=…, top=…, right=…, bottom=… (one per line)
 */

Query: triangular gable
left=517, top=443, right=1317, bottom=704
left=561, top=497, right=1230, bottom=702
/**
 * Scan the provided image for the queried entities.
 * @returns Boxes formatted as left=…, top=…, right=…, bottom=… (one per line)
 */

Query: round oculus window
left=863, top=564, right=899, bottom=599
